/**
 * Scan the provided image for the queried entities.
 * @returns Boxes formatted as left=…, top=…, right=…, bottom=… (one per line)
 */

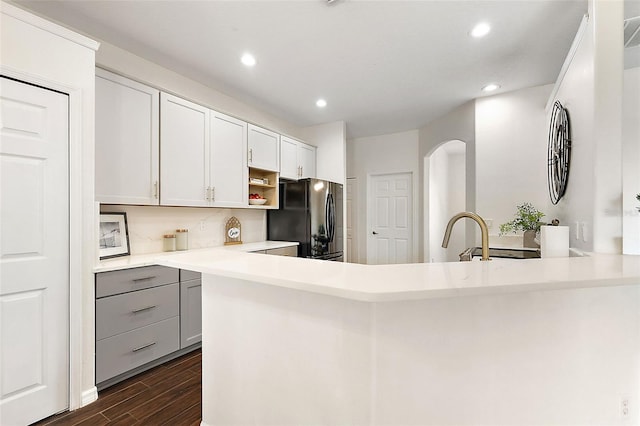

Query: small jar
left=163, top=234, right=176, bottom=252
left=176, top=229, right=189, bottom=251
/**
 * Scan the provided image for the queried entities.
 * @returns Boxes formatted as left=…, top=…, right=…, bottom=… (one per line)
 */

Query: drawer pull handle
left=132, top=276, right=156, bottom=282
left=132, top=342, right=157, bottom=352
left=131, top=305, right=157, bottom=314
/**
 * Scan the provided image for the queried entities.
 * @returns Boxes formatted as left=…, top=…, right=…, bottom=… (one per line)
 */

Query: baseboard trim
left=81, top=386, right=98, bottom=407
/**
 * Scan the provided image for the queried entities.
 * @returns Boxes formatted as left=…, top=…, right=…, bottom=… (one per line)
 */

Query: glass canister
left=163, top=234, right=176, bottom=252
left=176, top=229, right=189, bottom=251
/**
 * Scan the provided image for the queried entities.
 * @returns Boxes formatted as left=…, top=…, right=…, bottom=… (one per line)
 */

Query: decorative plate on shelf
left=547, top=100, right=571, bottom=205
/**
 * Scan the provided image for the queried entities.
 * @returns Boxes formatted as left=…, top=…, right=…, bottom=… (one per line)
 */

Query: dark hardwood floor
left=34, top=349, right=202, bottom=426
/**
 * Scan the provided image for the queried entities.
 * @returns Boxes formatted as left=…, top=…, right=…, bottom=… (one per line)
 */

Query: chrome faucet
left=442, top=212, right=491, bottom=261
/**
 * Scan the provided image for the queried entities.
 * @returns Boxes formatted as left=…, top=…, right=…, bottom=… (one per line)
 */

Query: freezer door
left=308, top=179, right=343, bottom=258
left=267, top=181, right=310, bottom=257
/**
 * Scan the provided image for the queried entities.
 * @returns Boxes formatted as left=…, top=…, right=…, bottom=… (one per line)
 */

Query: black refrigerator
left=267, top=178, right=343, bottom=261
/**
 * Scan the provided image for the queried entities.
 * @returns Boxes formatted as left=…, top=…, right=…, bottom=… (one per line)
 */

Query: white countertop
left=152, top=247, right=640, bottom=302
left=94, top=241, right=299, bottom=273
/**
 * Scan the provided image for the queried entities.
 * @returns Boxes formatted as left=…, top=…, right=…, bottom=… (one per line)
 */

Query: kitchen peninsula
left=156, top=249, right=640, bottom=425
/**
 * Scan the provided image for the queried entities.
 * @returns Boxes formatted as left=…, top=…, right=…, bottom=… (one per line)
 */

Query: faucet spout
left=442, top=212, right=491, bottom=261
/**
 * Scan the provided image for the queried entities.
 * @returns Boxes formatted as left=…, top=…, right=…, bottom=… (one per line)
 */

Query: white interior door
left=0, top=77, right=69, bottom=425
left=346, top=177, right=358, bottom=263
left=367, top=172, right=412, bottom=265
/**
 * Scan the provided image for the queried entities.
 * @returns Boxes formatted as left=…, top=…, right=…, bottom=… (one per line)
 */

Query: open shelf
left=248, top=167, right=279, bottom=209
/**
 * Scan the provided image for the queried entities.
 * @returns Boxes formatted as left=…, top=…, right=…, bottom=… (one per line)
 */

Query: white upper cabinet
left=298, top=141, right=316, bottom=179
left=280, top=135, right=316, bottom=180
left=248, top=124, right=279, bottom=172
left=160, top=93, right=210, bottom=207
left=280, top=136, right=298, bottom=179
left=95, top=69, right=160, bottom=204
left=210, top=111, right=248, bottom=207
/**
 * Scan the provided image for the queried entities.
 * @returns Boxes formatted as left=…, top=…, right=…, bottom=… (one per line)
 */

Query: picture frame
left=99, top=212, right=130, bottom=259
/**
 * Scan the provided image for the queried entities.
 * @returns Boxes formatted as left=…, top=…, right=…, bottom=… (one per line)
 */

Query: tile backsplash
left=100, top=205, right=267, bottom=255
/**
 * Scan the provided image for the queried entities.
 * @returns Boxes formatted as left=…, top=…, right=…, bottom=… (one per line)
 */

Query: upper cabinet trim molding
left=2, top=2, right=100, bottom=51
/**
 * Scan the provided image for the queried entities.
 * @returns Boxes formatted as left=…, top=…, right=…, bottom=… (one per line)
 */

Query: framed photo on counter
left=99, top=212, right=130, bottom=259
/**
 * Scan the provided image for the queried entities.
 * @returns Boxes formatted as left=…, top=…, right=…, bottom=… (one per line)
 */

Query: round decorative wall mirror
left=548, top=100, right=572, bottom=205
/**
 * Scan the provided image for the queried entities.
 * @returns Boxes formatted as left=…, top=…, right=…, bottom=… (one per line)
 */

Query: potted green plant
left=499, top=202, right=545, bottom=248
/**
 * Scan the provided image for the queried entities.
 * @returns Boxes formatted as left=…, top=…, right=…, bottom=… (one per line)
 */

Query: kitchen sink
left=468, top=247, right=541, bottom=260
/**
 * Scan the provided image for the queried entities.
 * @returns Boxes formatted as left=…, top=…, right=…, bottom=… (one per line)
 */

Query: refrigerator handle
left=326, top=193, right=335, bottom=242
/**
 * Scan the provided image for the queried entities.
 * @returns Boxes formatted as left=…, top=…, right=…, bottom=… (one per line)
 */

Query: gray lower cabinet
left=96, top=317, right=180, bottom=384
left=180, top=270, right=202, bottom=348
left=95, top=265, right=201, bottom=388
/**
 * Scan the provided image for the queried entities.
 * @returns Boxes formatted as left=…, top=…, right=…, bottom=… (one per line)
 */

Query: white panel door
left=279, top=136, right=298, bottom=180
left=210, top=111, right=248, bottom=207
left=160, top=93, right=210, bottom=206
left=367, top=173, right=412, bottom=264
left=0, top=77, right=69, bottom=425
left=95, top=69, right=160, bottom=205
left=298, top=142, right=316, bottom=179
left=346, top=178, right=358, bottom=263
left=248, top=124, right=279, bottom=172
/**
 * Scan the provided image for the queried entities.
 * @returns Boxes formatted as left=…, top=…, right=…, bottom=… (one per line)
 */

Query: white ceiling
left=15, top=0, right=593, bottom=139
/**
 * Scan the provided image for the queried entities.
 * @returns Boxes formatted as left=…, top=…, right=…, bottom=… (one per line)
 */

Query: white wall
left=591, top=0, right=624, bottom=253
left=552, top=0, right=624, bottom=253
left=100, top=206, right=266, bottom=255
left=428, top=143, right=466, bottom=262
left=1, top=1, right=99, bottom=408
left=347, top=130, right=420, bottom=264
left=428, top=148, right=449, bottom=263
left=419, top=101, right=476, bottom=259
left=475, top=84, right=553, bottom=241
left=622, top=66, right=640, bottom=254
left=301, top=121, right=347, bottom=185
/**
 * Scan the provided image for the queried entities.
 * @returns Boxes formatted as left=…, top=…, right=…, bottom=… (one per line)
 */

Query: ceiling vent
left=624, top=16, right=640, bottom=48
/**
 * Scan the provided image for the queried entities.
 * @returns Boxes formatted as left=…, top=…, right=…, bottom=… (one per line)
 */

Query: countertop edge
left=154, top=252, right=640, bottom=303
left=94, top=241, right=299, bottom=273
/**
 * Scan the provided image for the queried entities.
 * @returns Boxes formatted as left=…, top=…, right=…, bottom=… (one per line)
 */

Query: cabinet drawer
left=96, top=316, right=180, bottom=384
left=180, top=269, right=201, bottom=282
left=96, top=265, right=179, bottom=298
left=96, top=283, right=179, bottom=340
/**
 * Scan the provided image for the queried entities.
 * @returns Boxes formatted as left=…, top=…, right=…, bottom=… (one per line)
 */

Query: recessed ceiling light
left=482, top=83, right=500, bottom=92
left=470, top=22, right=491, bottom=38
left=241, top=53, right=256, bottom=67
left=316, top=99, right=327, bottom=108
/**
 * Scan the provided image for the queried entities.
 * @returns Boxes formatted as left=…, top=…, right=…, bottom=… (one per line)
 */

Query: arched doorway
left=424, top=140, right=466, bottom=262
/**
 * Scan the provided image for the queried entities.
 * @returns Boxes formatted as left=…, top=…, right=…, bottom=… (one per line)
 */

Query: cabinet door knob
left=372, top=231, right=378, bottom=235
